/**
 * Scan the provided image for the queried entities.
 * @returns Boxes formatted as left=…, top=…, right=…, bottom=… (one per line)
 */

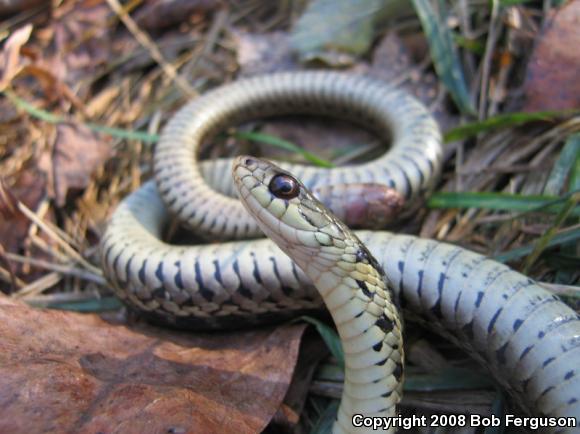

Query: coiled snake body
left=101, top=72, right=580, bottom=433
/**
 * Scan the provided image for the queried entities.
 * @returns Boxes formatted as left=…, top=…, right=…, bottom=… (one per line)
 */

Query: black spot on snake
left=250, top=252, right=262, bottom=284
left=373, top=342, right=383, bottom=352
left=124, top=254, right=134, bottom=281
left=437, top=273, right=447, bottom=295
left=155, top=261, right=164, bottom=283
left=213, top=260, right=223, bottom=286
left=381, top=391, right=392, bottom=398
left=200, top=288, right=214, bottom=302
left=454, top=291, right=462, bottom=313
left=151, top=287, right=165, bottom=298
left=356, top=248, right=370, bottom=263
left=519, top=345, right=533, bottom=361
left=174, top=267, right=184, bottom=290
left=416, top=270, right=424, bottom=297
left=392, top=161, right=412, bottom=199
left=376, top=314, right=395, bottom=334
left=540, top=386, right=554, bottom=397
left=475, top=291, right=484, bottom=308
left=513, top=319, right=523, bottom=331
left=138, top=260, right=147, bottom=285
left=522, top=377, right=532, bottom=391
left=487, top=308, right=503, bottom=334
left=543, top=357, right=556, bottom=368
left=393, top=362, right=403, bottom=381
left=462, top=322, right=474, bottom=341
left=238, top=285, right=253, bottom=299
left=430, top=301, right=443, bottom=319
left=564, top=370, right=575, bottom=380
left=569, top=398, right=578, bottom=405
left=496, top=343, right=508, bottom=365
left=375, top=357, right=388, bottom=366
left=357, top=279, right=372, bottom=298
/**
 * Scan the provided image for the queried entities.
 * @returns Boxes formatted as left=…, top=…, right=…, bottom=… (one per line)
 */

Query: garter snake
left=101, top=72, right=580, bottom=433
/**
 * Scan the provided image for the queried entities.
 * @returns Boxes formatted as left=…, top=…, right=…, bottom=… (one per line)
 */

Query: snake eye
left=269, top=174, right=300, bottom=199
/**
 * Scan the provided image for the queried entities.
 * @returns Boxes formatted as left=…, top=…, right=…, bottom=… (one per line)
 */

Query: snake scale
left=101, top=72, right=580, bottom=433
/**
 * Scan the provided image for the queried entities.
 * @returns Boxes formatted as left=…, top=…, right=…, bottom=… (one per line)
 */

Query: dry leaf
left=234, top=31, right=299, bottom=77
left=0, top=0, right=47, bottom=15
left=368, top=32, right=457, bottom=130
left=0, top=296, right=308, bottom=434
left=0, top=170, right=46, bottom=254
left=0, top=24, right=33, bottom=91
left=523, top=0, right=580, bottom=111
left=135, top=0, right=221, bottom=30
left=51, top=123, right=112, bottom=206
left=45, top=0, right=113, bottom=95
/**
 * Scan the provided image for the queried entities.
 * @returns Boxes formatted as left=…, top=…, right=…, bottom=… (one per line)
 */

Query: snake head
left=233, top=155, right=359, bottom=270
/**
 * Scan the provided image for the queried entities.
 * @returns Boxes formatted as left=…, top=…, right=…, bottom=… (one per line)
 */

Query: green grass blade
left=300, top=316, right=344, bottom=369
left=544, top=134, right=580, bottom=195
left=494, top=226, right=580, bottom=263
left=404, top=367, right=493, bottom=391
left=523, top=193, right=580, bottom=273
left=233, top=131, right=335, bottom=168
left=443, top=109, right=580, bottom=143
left=309, top=400, right=339, bottom=434
left=35, top=296, right=123, bottom=312
left=484, top=391, right=506, bottom=434
left=427, top=191, right=580, bottom=216
left=5, top=90, right=160, bottom=143
left=570, top=143, right=580, bottom=192
left=412, top=0, right=475, bottom=115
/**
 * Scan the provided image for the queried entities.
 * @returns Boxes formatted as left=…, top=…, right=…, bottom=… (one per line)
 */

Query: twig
left=5, top=252, right=106, bottom=285
left=478, top=0, right=501, bottom=120
left=105, top=0, right=197, bottom=98
left=13, top=271, right=62, bottom=298
left=16, top=201, right=102, bottom=275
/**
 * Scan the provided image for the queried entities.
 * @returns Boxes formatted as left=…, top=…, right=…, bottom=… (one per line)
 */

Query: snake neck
left=290, top=238, right=404, bottom=434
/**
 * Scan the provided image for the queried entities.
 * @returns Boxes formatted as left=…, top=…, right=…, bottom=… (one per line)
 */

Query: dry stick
left=458, top=0, right=476, bottom=78
left=106, top=0, right=197, bottom=99
left=478, top=0, right=501, bottom=120
left=0, top=243, right=25, bottom=288
left=182, top=8, right=229, bottom=80
left=29, top=234, right=71, bottom=264
left=16, top=201, right=102, bottom=275
left=5, top=252, right=106, bottom=285
left=15, top=272, right=62, bottom=298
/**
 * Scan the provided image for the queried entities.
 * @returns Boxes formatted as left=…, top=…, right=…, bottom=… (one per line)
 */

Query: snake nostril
left=244, top=157, right=256, bottom=166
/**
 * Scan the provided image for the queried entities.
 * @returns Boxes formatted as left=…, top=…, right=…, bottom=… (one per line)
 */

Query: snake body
left=101, top=72, right=580, bottom=433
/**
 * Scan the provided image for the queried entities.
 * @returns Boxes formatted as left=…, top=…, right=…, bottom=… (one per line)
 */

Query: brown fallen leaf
left=0, top=24, right=33, bottom=91
left=367, top=32, right=457, bottom=131
left=523, top=0, right=580, bottom=111
left=50, top=123, right=112, bottom=206
left=234, top=30, right=299, bottom=77
left=41, top=0, right=113, bottom=98
left=0, top=170, right=46, bottom=254
left=0, top=296, right=308, bottom=434
left=134, top=0, right=221, bottom=31
left=0, top=0, right=47, bottom=15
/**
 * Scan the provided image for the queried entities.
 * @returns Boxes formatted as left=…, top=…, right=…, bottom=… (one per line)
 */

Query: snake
left=100, top=71, right=580, bottom=433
